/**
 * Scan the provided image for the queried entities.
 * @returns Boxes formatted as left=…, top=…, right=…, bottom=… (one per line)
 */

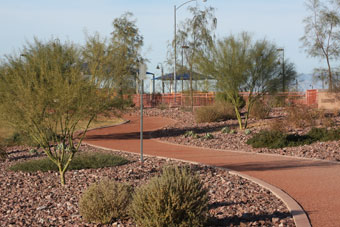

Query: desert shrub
left=202, top=133, right=214, bottom=140
left=195, top=103, right=236, bottom=123
left=79, top=179, right=133, bottom=224
left=246, top=130, right=310, bottom=149
left=268, top=95, right=286, bottom=107
left=129, top=165, right=209, bottom=227
left=244, top=129, right=251, bottom=135
left=286, top=105, right=318, bottom=128
left=307, top=127, right=340, bottom=142
left=247, top=127, right=340, bottom=149
left=184, top=130, right=200, bottom=139
left=268, top=119, right=287, bottom=133
left=221, top=126, right=231, bottom=133
left=9, top=152, right=129, bottom=172
left=250, top=100, right=271, bottom=120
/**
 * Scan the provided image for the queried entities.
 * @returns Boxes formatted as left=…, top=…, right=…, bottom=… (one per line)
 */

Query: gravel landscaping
left=137, top=107, right=340, bottom=162
left=1, top=144, right=295, bottom=226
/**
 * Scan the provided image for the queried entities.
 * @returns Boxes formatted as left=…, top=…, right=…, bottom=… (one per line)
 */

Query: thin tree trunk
left=326, top=56, right=333, bottom=91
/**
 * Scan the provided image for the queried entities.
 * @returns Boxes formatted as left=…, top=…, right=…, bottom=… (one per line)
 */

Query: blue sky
left=0, top=0, right=328, bottom=88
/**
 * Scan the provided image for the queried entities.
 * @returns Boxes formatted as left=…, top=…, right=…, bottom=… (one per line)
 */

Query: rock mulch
left=1, top=144, right=294, bottom=226
left=138, top=107, right=340, bottom=162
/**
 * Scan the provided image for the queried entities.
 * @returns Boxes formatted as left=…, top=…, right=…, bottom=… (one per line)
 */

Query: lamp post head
left=277, top=48, right=284, bottom=52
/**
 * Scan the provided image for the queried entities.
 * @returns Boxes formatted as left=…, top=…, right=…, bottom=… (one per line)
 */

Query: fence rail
left=132, top=91, right=316, bottom=108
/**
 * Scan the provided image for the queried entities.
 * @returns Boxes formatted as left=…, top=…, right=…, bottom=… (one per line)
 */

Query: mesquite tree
left=0, top=39, right=117, bottom=186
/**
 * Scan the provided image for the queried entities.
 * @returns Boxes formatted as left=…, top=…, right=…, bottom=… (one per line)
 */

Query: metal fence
left=132, top=91, right=316, bottom=108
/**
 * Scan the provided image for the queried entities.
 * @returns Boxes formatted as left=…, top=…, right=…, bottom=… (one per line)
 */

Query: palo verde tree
left=301, top=0, right=340, bottom=91
left=197, top=33, right=287, bottom=129
left=0, top=39, right=118, bottom=186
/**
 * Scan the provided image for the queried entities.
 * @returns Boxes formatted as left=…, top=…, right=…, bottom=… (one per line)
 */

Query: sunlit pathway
left=85, top=115, right=340, bottom=227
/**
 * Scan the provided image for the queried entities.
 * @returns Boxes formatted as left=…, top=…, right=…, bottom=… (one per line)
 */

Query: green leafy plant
left=79, top=179, right=133, bottom=224
left=230, top=129, right=236, bottom=134
left=9, top=152, right=129, bottom=172
left=244, top=129, right=251, bottom=135
left=202, top=133, right=214, bottom=140
left=221, top=126, right=231, bottom=134
left=129, top=165, right=209, bottom=227
left=184, top=130, right=200, bottom=139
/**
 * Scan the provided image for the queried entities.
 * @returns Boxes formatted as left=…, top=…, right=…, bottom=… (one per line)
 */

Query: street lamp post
left=174, top=0, right=207, bottom=104
left=277, top=48, right=285, bottom=92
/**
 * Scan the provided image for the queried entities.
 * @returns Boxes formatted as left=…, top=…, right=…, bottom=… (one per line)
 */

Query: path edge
left=83, top=142, right=311, bottom=227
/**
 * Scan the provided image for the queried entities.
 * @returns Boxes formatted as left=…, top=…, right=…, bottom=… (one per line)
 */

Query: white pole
left=174, top=5, right=177, bottom=103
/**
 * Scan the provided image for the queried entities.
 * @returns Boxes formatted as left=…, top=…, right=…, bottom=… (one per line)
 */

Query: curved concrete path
left=85, top=115, right=340, bottom=227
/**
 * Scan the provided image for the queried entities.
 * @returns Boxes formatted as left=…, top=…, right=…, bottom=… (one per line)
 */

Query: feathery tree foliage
left=197, top=33, right=292, bottom=129
left=175, top=6, right=217, bottom=110
left=82, top=12, right=143, bottom=97
left=301, top=0, right=340, bottom=91
left=111, top=12, right=144, bottom=96
left=0, top=39, right=120, bottom=186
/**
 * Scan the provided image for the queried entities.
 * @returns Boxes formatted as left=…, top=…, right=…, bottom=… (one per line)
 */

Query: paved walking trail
left=85, top=115, right=340, bottom=227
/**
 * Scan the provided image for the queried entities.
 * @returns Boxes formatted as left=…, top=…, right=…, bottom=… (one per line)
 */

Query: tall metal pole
left=140, top=79, right=144, bottom=163
left=282, top=49, right=285, bottom=92
left=174, top=5, right=177, bottom=104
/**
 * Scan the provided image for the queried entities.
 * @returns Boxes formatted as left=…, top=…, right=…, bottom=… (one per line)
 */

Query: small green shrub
left=245, top=129, right=251, bottom=135
left=129, top=165, right=209, bottom=227
left=250, top=100, right=271, bottom=120
left=195, top=103, right=236, bottom=123
left=202, top=133, right=214, bottom=140
left=221, top=126, right=231, bottom=134
left=247, top=127, right=340, bottom=149
left=9, top=152, right=129, bottom=172
left=184, top=130, right=199, bottom=139
left=307, top=127, right=340, bottom=142
left=79, top=179, right=133, bottom=224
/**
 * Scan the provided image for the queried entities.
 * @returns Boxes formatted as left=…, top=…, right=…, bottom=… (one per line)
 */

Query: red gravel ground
left=85, top=113, right=340, bottom=227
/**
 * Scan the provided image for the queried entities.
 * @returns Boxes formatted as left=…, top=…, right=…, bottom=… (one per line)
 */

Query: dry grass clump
left=79, top=179, right=133, bottom=224
left=129, top=166, right=209, bottom=227
left=250, top=100, right=271, bottom=120
left=286, top=105, right=336, bottom=128
left=194, top=103, right=236, bottom=123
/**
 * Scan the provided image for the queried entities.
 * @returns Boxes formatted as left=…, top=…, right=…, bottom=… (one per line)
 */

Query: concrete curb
left=83, top=142, right=311, bottom=227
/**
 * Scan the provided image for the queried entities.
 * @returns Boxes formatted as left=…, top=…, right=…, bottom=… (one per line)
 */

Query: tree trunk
left=234, top=106, right=243, bottom=129
left=59, top=167, right=66, bottom=186
left=326, top=56, right=333, bottom=91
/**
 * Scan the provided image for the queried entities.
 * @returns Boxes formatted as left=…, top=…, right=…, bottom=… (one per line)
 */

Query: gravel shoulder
left=1, top=144, right=295, bottom=226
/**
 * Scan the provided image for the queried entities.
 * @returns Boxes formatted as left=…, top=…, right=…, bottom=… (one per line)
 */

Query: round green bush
left=129, top=166, right=209, bottom=227
left=79, top=179, right=133, bottom=224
